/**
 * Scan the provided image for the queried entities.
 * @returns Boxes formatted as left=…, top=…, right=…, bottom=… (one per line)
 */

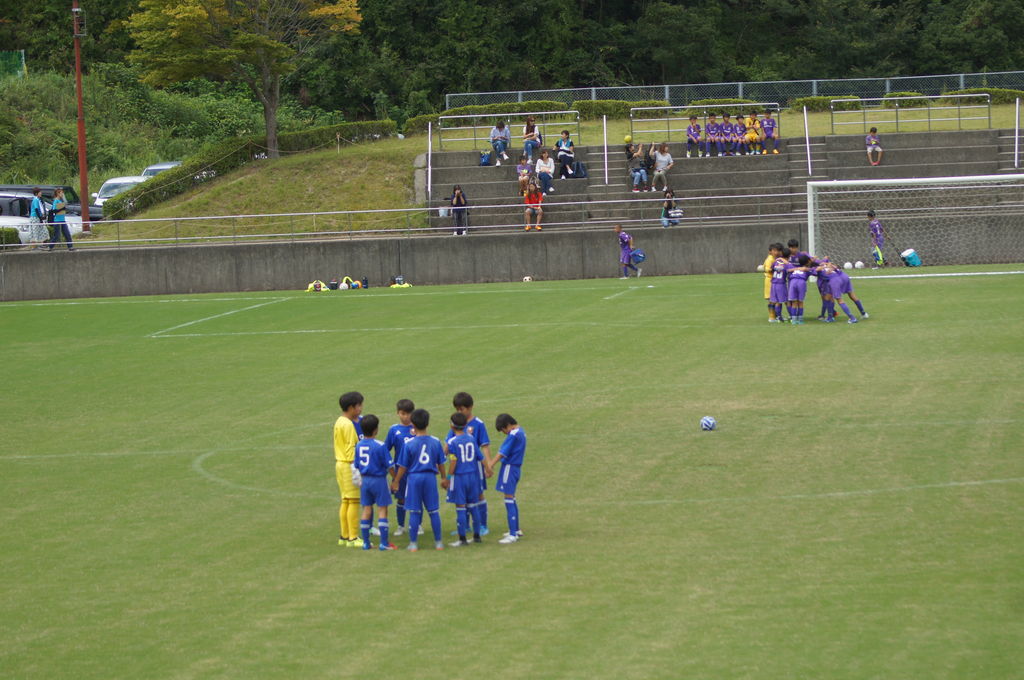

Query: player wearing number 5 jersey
left=492, top=413, right=527, bottom=544
left=391, top=409, right=448, bottom=551
left=445, top=412, right=484, bottom=547
left=355, top=415, right=396, bottom=551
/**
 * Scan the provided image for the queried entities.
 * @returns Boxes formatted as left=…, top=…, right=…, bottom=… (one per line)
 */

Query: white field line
left=147, top=298, right=287, bottom=337
left=150, top=321, right=628, bottom=339
left=602, top=286, right=640, bottom=301
left=1, top=444, right=313, bottom=461
left=853, top=270, right=1024, bottom=280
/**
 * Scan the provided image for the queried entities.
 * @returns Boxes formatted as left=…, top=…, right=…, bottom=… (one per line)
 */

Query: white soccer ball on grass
left=700, top=416, right=717, bottom=431
left=522, top=276, right=533, bottom=282
left=844, top=262, right=853, bottom=270
left=854, top=261, right=865, bottom=269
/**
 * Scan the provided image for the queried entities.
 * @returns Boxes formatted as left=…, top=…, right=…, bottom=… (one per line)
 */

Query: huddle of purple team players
left=769, top=240, right=869, bottom=325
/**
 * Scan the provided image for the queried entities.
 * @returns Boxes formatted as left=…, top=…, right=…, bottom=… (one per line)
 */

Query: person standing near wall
left=47, top=188, right=73, bottom=251
left=28, top=187, right=49, bottom=251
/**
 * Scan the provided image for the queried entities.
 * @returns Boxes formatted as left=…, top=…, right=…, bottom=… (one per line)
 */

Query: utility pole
left=72, top=0, right=90, bottom=232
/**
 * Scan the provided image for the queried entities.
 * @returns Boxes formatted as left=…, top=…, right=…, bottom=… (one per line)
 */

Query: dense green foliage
left=791, top=96, right=862, bottom=112
left=942, top=87, right=1024, bottom=105
left=3, top=0, right=1023, bottom=123
left=0, top=227, right=20, bottom=245
left=575, top=100, right=669, bottom=119
left=103, top=119, right=396, bottom=219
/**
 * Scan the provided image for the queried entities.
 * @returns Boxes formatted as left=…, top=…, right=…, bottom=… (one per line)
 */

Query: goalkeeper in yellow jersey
left=334, top=391, right=364, bottom=547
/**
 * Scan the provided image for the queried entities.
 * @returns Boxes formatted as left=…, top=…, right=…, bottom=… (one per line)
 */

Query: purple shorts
left=817, top=276, right=830, bottom=294
left=788, top=278, right=807, bottom=302
left=620, top=249, right=632, bottom=265
left=770, top=283, right=788, bottom=303
left=829, top=275, right=852, bottom=298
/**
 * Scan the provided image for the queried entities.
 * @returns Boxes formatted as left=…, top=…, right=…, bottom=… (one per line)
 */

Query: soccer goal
left=807, top=174, right=1024, bottom=266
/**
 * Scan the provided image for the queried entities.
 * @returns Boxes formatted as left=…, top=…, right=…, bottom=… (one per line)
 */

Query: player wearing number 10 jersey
left=446, top=412, right=484, bottom=547
left=391, top=409, right=447, bottom=551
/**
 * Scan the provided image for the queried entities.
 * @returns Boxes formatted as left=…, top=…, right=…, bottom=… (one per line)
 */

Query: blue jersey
left=447, top=416, right=490, bottom=451
left=446, top=433, right=483, bottom=475
left=384, top=423, right=415, bottom=470
left=498, top=427, right=527, bottom=466
left=356, top=438, right=392, bottom=477
left=354, top=415, right=364, bottom=439
left=399, top=434, right=445, bottom=474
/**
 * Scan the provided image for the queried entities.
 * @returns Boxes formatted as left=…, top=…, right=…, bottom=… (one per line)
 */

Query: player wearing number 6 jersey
left=391, top=409, right=448, bottom=551
left=491, top=413, right=527, bottom=544
left=355, top=415, right=396, bottom=551
left=445, top=412, right=484, bottom=547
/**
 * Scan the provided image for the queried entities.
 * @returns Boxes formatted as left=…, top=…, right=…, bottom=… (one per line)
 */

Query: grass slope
left=1, top=266, right=1022, bottom=679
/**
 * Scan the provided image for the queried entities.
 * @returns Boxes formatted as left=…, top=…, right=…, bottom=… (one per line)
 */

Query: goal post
left=807, top=174, right=1024, bottom=266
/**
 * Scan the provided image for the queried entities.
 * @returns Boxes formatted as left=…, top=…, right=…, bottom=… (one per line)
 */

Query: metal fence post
left=1015, top=98, right=1021, bottom=169
left=738, top=82, right=743, bottom=99
left=803, top=106, right=813, bottom=177
left=592, top=87, right=597, bottom=100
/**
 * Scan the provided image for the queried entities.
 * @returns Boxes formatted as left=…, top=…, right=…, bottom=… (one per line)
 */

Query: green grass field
left=2, top=266, right=1023, bottom=679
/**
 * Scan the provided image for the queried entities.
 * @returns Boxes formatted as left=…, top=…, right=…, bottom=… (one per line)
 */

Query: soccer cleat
left=502, top=530, right=524, bottom=538
left=498, top=534, right=519, bottom=544
left=535, top=225, right=542, bottom=231
left=768, top=318, right=779, bottom=323
left=379, top=543, right=397, bottom=551
left=479, top=525, right=489, bottom=536
left=848, top=317, right=858, bottom=324
left=862, top=313, right=870, bottom=319
left=449, top=539, right=470, bottom=547
left=824, top=317, right=835, bottom=323
left=473, top=534, right=482, bottom=543
left=772, top=149, right=780, bottom=154
left=407, top=543, right=419, bottom=552
left=338, top=538, right=347, bottom=546
left=348, top=539, right=361, bottom=548
left=435, top=541, right=445, bottom=550
left=392, top=526, right=404, bottom=536
left=362, top=542, right=372, bottom=550
left=619, top=276, right=629, bottom=280
left=686, top=151, right=691, bottom=158
left=449, top=529, right=459, bottom=536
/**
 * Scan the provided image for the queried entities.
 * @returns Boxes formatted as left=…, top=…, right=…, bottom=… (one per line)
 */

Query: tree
left=128, top=0, right=360, bottom=157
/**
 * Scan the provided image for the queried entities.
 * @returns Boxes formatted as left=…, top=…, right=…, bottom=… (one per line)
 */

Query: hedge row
left=104, top=120, right=396, bottom=219
left=572, top=100, right=668, bottom=119
left=881, top=91, right=927, bottom=107
left=403, top=101, right=567, bottom=135
left=1, top=227, right=20, bottom=245
left=940, top=87, right=1024, bottom=105
left=789, top=95, right=861, bottom=112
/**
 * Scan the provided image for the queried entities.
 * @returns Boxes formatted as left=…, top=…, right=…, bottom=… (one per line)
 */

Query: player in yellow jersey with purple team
left=334, top=391, right=364, bottom=547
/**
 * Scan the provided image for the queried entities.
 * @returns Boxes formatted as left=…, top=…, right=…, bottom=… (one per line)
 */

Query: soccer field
left=2, top=267, right=1023, bottom=679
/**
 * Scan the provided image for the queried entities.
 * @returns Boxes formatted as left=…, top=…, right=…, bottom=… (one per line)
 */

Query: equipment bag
left=572, top=161, right=588, bottom=178
left=479, top=151, right=491, bottom=166
left=630, top=248, right=646, bottom=264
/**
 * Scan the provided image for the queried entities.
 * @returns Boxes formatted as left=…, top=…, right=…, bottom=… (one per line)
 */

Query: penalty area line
left=854, top=270, right=1024, bottom=280
left=147, top=298, right=288, bottom=337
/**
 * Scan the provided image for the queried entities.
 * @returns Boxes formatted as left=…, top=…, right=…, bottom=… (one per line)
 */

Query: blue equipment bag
left=630, top=249, right=646, bottom=265
left=479, top=151, right=491, bottom=166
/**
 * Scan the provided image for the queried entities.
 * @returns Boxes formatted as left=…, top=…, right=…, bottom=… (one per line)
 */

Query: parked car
left=0, top=191, right=84, bottom=245
left=92, top=176, right=149, bottom=207
left=0, top=184, right=103, bottom=221
left=142, top=161, right=182, bottom=178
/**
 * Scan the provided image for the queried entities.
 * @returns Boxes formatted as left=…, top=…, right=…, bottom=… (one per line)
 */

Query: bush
left=442, top=101, right=565, bottom=117
left=103, top=119, right=397, bottom=219
left=0, top=227, right=20, bottom=245
left=572, top=100, right=668, bottom=119
left=689, top=98, right=757, bottom=107
left=882, top=91, right=926, bottom=108
left=404, top=113, right=440, bottom=136
left=939, top=88, right=1024, bottom=105
left=790, top=95, right=861, bottom=112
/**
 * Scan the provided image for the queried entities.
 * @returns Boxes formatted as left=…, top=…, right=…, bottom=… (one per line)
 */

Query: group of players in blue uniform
left=350, top=392, right=526, bottom=552
left=765, top=238, right=869, bottom=325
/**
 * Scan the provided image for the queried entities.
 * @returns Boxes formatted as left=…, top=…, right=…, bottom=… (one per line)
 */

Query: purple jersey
left=706, top=122, right=721, bottom=138
left=762, top=117, right=778, bottom=137
left=721, top=119, right=734, bottom=137
left=869, top=219, right=884, bottom=246
left=733, top=121, right=746, bottom=136
left=687, top=124, right=701, bottom=141
left=618, top=231, right=631, bottom=252
left=866, top=134, right=880, bottom=148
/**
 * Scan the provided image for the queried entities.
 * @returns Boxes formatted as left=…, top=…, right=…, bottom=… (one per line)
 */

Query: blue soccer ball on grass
left=700, top=416, right=717, bottom=431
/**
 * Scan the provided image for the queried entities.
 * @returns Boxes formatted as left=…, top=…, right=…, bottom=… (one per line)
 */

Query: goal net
left=807, top=174, right=1024, bottom=266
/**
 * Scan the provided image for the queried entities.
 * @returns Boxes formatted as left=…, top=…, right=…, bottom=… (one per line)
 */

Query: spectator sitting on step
left=535, top=150, right=555, bottom=195
left=489, top=122, right=511, bottom=165
left=523, top=116, right=542, bottom=161
left=660, top=189, right=680, bottom=228
left=625, top=142, right=649, bottom=193
left=762, top=110, right=780, bottom=154
left=866, top=127, right=883, bottom=166
left=448, top=185, right=469, bottom=235
left=651, top=143, right=674, bottom=191
left=516, top=154, right=533, bottom=195
left=555, top=130, right=575, bottom=179
left=524, top=180, right=544, bottom=231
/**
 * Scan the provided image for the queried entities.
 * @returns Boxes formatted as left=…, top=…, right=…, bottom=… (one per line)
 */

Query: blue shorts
left=478, top=461, right=487, bottom=492
left=495, top=464, right=522, bottom=495
left=405, top=473, right=440, bottom=514
left=360, top=476, right=391, bottom=507
left=391, top=471, right=407, bottom=500
left=448, top=472, right=481, bottom=505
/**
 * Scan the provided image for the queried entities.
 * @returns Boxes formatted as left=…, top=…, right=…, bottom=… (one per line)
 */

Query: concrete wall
left=0, top=222, right=806, bottom=301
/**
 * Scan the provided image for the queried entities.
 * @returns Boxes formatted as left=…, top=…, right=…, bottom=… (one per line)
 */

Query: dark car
left=0, top=184, right=103, bottom=221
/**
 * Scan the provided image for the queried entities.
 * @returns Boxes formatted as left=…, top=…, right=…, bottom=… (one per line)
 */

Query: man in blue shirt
left=391, top=409, right=448, bottom=551
left=355, top=415, right=396, bottom=551
left=491, top=413, right=527, bottom=544
left=383, top=399, right=416, bottom=535
left=445, top=412, right=484, bottom=547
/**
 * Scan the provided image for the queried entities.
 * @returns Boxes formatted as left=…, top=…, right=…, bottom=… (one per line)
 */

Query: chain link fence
left=0, top=51, right=27, bottom=78
left=446, top=71, right=1024, bottom=109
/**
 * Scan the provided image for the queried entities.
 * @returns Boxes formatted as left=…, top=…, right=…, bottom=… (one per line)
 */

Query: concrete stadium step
left=430, top=180, right=591, bottom=200
left=823, top=129, right=999, bottom=151
left=825, top=160, right=1000, bottom=180
left=823, top=144, right=998, bottom=164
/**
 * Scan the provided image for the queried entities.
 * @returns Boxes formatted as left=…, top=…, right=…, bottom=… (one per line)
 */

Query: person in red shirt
left=524, top=181, right=544, bottom=231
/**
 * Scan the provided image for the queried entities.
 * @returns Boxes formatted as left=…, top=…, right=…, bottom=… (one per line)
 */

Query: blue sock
left=839, top=302, right=853, bottom=318
left=820, top=300, right=828, bottom=316
left=479, top=499, right=488, bottom=528
left=456, top=507, right=467, bottom=538
left=360, top=520, right=371, bottom=547
left=469, top=503, right=482, bottom=535
left=622, top=266, right=629, bottom=277
left=429, top=509, right=443, bottom=542
left=854, top=299, right=866, bottom=315
left=505, top=498, right=519, bottom=535
left=409, top=511, right=421, bottom=543
left=378, top=518, right=389, bottom=547
left=396, top=502, right=405, bottom=527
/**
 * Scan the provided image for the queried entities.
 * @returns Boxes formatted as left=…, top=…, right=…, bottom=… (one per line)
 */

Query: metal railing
left=446, top=70, right=1024, bottom=108
left=0, top=193, right=804, bottom=251
left=630, top=103, right=782, bottom=141
left=436, top=110, right=581, bottom=150
left=829, top=94, right=991, bottom=133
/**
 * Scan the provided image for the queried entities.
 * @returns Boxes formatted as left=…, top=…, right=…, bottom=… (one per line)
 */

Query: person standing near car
left=47, top=188, right=73, bottom=251
left=28, top=187, right=50, bottom=251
